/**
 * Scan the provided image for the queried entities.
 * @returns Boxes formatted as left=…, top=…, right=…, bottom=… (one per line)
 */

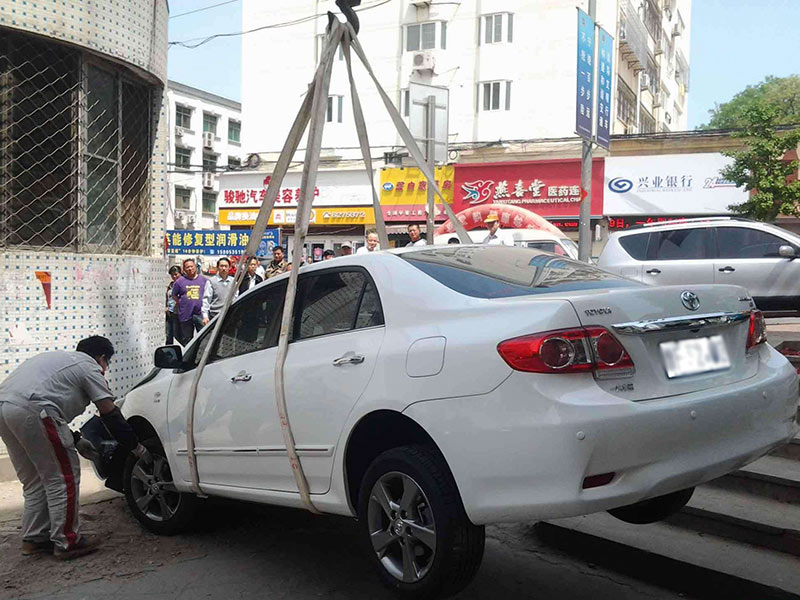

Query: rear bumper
left=403, top=345, right=799, bottom=525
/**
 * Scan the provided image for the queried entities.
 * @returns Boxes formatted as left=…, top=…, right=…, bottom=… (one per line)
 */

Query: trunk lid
left=561, top=284, right=758, bottom=401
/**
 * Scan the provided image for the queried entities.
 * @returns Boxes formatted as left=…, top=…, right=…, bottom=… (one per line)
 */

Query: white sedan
left=103, top=245, right=798, bottom=599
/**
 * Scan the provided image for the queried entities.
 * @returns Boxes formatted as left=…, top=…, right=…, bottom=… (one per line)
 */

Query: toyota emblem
left=680, top=291, right=700, bottom=311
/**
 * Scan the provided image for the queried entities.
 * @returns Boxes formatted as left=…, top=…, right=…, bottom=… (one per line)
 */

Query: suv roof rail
left=624, top=216, right=756, bottom=231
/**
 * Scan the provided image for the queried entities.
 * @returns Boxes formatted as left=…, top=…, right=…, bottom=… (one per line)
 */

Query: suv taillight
left=746, top=310, right=767, bottom=350
left=497, top=327, right=634, bottom=378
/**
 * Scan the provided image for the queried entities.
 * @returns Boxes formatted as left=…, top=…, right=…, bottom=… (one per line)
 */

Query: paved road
left=3, top=495, right=692, bottom=600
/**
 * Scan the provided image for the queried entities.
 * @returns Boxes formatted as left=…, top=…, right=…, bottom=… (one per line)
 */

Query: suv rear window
left=619, top=233, right=649, bottom=260
left=402, top=246, right=638, bottom=299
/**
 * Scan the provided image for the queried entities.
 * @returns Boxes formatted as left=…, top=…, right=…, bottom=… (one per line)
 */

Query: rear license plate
left=660, top=335, right=731, bottom=378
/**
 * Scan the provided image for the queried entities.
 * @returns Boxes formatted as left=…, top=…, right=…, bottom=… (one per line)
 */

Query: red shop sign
left=453, top=159, right=604, bottom=218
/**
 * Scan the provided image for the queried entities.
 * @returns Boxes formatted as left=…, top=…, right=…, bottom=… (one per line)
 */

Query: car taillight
left=746, top=310, right=767, bottom=350
left=497, top=327, right=634, bottom=378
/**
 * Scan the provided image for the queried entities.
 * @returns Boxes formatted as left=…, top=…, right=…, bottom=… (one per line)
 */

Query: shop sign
left=380, top=166, right=454, bottom=222
left=166, top=229, right=280, bottom=256
left=219, top=174, right=372, bottom=209
left=604, top=154, right=747, bottom=215
left=607, top=216, right=697, bottom=229
left=219, top=207, right=375, bottom=227
left=453, top=159, right=604, bottom=217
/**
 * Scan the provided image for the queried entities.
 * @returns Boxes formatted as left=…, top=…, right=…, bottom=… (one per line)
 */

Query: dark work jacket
left=238, top=273, right=263, bottom=296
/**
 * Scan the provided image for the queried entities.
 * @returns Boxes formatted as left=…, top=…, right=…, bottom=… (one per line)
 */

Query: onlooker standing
left=265, top=246, right=288, bottom=279
left=340, top=244, right=353, bottom=256
left=165, top=266, right=181, bottom=345
left=406, top=223, right=426, bottom=247
left=238, top=257, right=264, bottom=296
left=172, top=258, right=208, bottom=346
left=482, top=214, right=514, bottom=246
left=355, top=231, right=380, bottom=255
left=322, top=249, right=335, bottom=260
left=202, top=257, right=235, bottom=325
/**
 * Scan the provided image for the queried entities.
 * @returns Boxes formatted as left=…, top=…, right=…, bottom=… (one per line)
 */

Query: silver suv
left=598, top=217, right=800, bottom=311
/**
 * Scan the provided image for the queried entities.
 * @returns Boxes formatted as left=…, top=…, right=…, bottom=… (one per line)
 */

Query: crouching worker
left=0, top=336, right=150, bottom=560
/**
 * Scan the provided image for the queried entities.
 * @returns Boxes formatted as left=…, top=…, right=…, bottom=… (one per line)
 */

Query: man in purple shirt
left=171, top=258, right=208, bottom=346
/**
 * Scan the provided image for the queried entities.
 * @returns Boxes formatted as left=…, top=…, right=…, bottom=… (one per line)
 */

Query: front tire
left=124, top=438, right=198, bottom=535
left=358, top=444, right=485, bottom=599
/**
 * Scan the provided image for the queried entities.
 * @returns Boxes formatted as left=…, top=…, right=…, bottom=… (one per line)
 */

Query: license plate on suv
left=660, top=335, right=731, bottom=379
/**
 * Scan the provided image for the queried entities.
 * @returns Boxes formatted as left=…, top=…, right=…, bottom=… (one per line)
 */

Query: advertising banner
left=379, top=165, right=454, bottom=222
left=453, top=159, right=604, bottom=218
left=575, top=9, right=596, bottom=140
left=166, top=229, right=280, bottom=256
left=604, top=153, right=748, bottom=216
left=595, top=26, right=614, bottom=149
left=218, top=207, right=375, bottom=227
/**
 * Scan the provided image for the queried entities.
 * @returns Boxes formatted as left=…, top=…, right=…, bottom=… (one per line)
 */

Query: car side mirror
left=779, top=245, right=796, bottom=259
left=154, top=345, right=183, bottom=369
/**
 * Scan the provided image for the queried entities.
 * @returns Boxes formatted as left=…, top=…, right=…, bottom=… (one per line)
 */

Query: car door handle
left=718, top=266, right=736, bottom=273
left=230, top=372, right=252, bottom=383
left=646, top=268, right=661, bottom=275
left=333, top=352, right=365, bottom=367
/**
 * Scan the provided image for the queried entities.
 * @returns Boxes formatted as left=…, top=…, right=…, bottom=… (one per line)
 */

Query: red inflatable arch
left=435, top=203, right=564, bottom=236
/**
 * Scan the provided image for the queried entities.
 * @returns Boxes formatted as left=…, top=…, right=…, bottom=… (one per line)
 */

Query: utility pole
left=577, top=0, right=597, bottom=263
left=426, top=95, right=436, bottom=244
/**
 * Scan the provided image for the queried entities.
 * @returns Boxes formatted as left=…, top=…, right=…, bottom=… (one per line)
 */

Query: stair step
left=771, top=436, right=800, bottom=461
left=708, top=455, right=800, bottom=502
left=539, top=512, right=800, bottom=599
left=667, top=486, right=800, bottom=556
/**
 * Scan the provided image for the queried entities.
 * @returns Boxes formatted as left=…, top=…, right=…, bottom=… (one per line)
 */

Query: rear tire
left=608, top=487, right=695, bottom=525
left=358, top=444, right=485, bottom=599
left=124, top=438, right=198, bottom=535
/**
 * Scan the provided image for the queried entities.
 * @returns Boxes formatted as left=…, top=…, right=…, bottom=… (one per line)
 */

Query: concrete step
left=771, top=436, right=800, bottom=461
left=707, top=455, right=800, bottom=503
left=667, top=485, right=800, bottom=556
left=538, top=512, right=800, bottom=600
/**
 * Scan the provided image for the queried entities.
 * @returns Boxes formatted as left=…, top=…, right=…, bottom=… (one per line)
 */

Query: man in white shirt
left=482, top=214, right=514, bottom=246
left=202, top=257, right=235, bottom=325
left=406, top=223, right=426, bottom=247
left=355, top=231, right=380, bottom=255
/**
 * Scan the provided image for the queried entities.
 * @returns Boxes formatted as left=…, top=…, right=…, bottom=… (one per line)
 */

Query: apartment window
left=327, top=95, right=343, bottom=123
left=175, top=187, right=192, bottom=211
left=175, top=105, right=192, bottom=129
left=482, top=13, right=513, bottom=44
left=203, top=112, right=217, bottom=135
left=479, top=81, right=512, bottom=111
left=406, top=22, right=446, bottom=52
left=616, top=77, right=636, bottom=129
left=175, top=147, right=192, bottom=171
left=228, top=120, right=241, bottom=143
left=228, top=156, right=241, bottom=168
left=316, top=33, right=344, bottom=62
left=640, top=109, right=656, bottom=134
left=203, top=152, right=217, bottom=172
left=202, top=191, right=217, bottom=215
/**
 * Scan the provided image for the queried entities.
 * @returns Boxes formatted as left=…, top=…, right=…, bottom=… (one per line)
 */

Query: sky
left=167, top=0, right=800, bottom=130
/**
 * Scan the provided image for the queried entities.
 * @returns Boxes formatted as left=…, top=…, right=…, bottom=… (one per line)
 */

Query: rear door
left=714, top=226, right=800, bottom=310
left=274, top=268, right=386, bottom=494
left=641, top=227, right=715, bottom=286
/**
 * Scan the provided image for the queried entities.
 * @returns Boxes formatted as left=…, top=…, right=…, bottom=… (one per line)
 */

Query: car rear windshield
left=402, top=246, right=639, bottom=299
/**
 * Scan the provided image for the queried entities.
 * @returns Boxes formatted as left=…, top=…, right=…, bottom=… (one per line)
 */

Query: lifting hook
left=327, top=0, right=361, bottom=35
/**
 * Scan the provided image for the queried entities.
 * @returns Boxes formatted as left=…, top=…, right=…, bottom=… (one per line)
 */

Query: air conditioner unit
left=671, top=23, right=682, bottom=37
left=412, top=51, right=435, bottom=72
left=202, top=172, right=215, bottom=189
left=652, top=93, right=662, bottom=108
left=175, top=126, right=185, bottom=137
left=203, top=131, right=215, bottom=149
left=639, top=73, right=650, bottom=91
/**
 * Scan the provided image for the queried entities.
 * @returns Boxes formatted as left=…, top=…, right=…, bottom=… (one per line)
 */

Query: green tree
left=721, top=105, right=800, bottom=221
left=701, top=75, right=800, bottom=130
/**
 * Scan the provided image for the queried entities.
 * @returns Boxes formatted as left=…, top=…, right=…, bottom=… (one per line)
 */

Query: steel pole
left=578, top=0, right=597, bottom=263
left=426, top=95, right=436, bottom=244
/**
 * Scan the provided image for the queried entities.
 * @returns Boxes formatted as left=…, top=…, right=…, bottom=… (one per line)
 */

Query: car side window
left=209, top=281, right=287, bottom=362
left=619, top=233, right=649, bottom=260
left=717, top=227, right=788, bottom=259
left=652, top=228, right=709, bottom=260
left=356, top=281, right=385, bottom=328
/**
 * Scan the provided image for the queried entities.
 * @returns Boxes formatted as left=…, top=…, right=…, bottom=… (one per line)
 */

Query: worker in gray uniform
left=0, top=336, right=150, bottom=560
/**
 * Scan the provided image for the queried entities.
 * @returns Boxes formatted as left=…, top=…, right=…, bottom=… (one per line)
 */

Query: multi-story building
left=241, top=0, right=691, bottom=159
left=0, top=0, right=169, bottom=456
left=167, top=81, right=243, bottom=232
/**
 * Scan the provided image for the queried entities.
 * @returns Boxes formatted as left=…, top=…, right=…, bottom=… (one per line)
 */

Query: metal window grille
left=0, top=31, right=154, bottom=253
left=616, top=77, right=637, bottom=130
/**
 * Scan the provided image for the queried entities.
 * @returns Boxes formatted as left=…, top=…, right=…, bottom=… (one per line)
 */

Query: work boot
left=21, top=540, right=54, bottom=556
left=53, top=536, right=101, bottom=561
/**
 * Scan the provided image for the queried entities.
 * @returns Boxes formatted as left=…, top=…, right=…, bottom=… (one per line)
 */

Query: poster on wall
left=166, top=229, right=280, bottom=256
left=380, top=165, right=455, bottom=222
left=604, top=153, right=748, bottom=216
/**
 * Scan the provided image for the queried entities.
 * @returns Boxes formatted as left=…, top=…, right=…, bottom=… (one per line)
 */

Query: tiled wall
left=0, top=253, right=168, bottom=442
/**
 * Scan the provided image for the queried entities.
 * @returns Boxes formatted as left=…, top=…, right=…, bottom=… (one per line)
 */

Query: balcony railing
left=619, top=0, right=649, bottom=71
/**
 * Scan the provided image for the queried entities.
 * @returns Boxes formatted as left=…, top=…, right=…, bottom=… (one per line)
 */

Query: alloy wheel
left=129, top=455, right=181, bottom=522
